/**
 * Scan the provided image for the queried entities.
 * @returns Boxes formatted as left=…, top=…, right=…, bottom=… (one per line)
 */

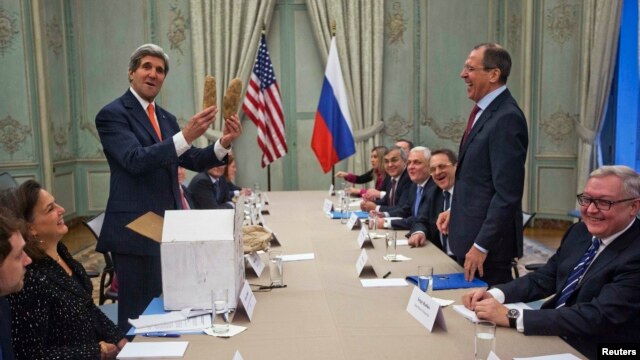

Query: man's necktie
left=147, top=103, right=162, bottom=140
left=180, top=186, right=189, bottom=210
left=461, top=104, right=481, bottom=145
left=413, top=186, right=423, bottom=217
left=212, top=181, right=220, bottom=201
left=441, top=190, right=451, bottom=250
left=389, top=179, right=398, bottom=206
left=554, top=237, right=601, bottom=308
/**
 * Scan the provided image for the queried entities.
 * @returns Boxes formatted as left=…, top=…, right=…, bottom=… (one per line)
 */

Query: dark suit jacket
left=376, top=169, right=411, bottom=213
left=95, top=89, right=226, bottom=256
left=496, top=220, right=640, bottom=359
left=188, top=172, right=234, bottom=209
left=389, top=178, right=436, bottom=230
left=411, top=185, right=449, bottom=252
left=7, top=243, right=123, bottom=359
left=0, top=297, right=14, bottom=360
left=180, top=184, right=195, bottom=209
left=449, top=89, right=528, bottom=268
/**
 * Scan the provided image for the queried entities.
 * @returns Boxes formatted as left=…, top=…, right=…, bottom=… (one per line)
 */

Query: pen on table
left=142, top=332, right=181, bottom=338
left=382, top=271, right=391, bottom=278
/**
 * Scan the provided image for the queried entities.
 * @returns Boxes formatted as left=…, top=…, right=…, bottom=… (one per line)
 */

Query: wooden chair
left=83, top=212, right=118, bottom=305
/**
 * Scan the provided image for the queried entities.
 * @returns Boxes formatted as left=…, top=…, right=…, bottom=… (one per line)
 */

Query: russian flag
left=311, top=37, right=356, bottom=173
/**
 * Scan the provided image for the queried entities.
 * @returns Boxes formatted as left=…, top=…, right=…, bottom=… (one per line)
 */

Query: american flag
left=242, top=35, right=287, bottom=168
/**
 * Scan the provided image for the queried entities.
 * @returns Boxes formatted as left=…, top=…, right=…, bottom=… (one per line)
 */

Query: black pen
left=142, top=332, right=181, bottom=338
left=383, top=271, right=391, bottom=278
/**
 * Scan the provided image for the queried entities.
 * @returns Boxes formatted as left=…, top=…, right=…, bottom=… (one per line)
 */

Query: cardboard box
left=127, top=209, right=245, bottom=310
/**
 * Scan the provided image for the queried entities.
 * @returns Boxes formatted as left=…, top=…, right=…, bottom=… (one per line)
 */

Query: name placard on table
left=405, top=286, right=447, bottom=332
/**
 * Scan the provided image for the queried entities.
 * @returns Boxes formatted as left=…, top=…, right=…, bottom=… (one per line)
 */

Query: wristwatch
left=507, top=308, right=520, bottom=328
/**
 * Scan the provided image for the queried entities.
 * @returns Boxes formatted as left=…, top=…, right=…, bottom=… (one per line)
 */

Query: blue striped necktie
left=555, top=236, right=600, bottom=308
left=441, top=191, right=451, bottom=250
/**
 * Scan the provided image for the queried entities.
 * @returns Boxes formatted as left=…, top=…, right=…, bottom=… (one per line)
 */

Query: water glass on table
left=475, top=321, right=496, bottom=360
left=417, top=265, right=433, bottom=292
left=269, top=251, right=284, bottom=287
left=385, top=231, right=397, bottom=261
left=211, top=289, right=230, bottom=334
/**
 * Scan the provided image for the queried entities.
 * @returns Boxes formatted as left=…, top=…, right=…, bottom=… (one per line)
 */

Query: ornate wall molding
left=545, top=1, right=578, bottom=45
left=51, top=121, right=72, bottom=160
left=0, top=115, right=32, bottom=155
left=541, top=106, right=577, bottom=145
left=421, top=112, right=466, bottom=142
left=0, top=7, right=20, bottom=56
left=507, top=13, right=522, bottom=51
left=167, top=2, right=190, bottom=61
left=385, top=1, right=407, bottom=45
left=383, top=113, right=412, bottom=139
left=46, top=15, right=63, bottom=56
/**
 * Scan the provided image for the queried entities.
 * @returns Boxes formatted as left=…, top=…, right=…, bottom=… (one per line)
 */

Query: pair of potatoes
left=203, top=76, right=242, bottom=119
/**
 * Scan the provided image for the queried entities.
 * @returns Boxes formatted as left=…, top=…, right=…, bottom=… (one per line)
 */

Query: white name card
left=258, top=210, right=266, bottom=226
left=323, top=199, right=334, bottom=213
left=406, top=286, right=447, bottom=332
left=239, top=280, right=257, bottom=321
left=233, top=350, right=244, bottom=360
left=356, top=249, right=369, bottom=276
left=328, top=184, right=334, bottom=196
left=245, top=252, right=265, bottom=276
left=346, top=212, right=361, bottom=230
left=356, top=226, right=371, bottom=248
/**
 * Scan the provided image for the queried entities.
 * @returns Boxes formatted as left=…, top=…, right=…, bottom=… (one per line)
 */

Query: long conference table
left=135, top=191, right=583, bottom=359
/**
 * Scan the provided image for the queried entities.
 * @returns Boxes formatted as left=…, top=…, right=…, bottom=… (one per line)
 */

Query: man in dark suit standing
left=409, top=149, right=457, bottom=253
left=438, top=43, right=528, bottom=286
left=462, top=165, right=640, bottom=359
left=188, top=165, right=235, bottom=209
left=0, top=210, right=32, bottom=360
left=95, top=44, right=242, bottom=331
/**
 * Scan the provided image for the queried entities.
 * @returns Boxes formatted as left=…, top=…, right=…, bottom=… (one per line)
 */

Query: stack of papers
left=129, top=309, right=211, bottom=334
left=117, top=341, right=189, bottom=359
left=453, top=302, right=531, bottom=323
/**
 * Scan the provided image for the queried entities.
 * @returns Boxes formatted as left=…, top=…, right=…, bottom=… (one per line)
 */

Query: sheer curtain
left=306, top=0, right=385, bottom=175
left=190, top=0, right=276, bottom=143
left=576, top=0, right=622, bottom=191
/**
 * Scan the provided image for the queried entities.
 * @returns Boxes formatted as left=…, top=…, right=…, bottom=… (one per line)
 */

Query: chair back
left=0, top=172, right=18, bottom=191
left=523, top=211, right=536, bottom=228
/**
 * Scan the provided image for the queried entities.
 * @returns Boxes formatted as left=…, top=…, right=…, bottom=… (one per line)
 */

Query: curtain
left=190, top=0, right=276, bottom=143
left=575, top=0, right=622, bottom=192
left=306, top=0, right=385, bottom=176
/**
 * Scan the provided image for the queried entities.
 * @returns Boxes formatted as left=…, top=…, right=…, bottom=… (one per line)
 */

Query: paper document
left=133, top=314, right=211, bottom=334
left=281, top=253, right=315, bottom=262
left=360, top=278, right=408, bottom=287
left=513, top=355, right=581, bottom=360
left=117, top=341, right=189, bottom=359
left=430, top=297, right=455, bottom=307
left=384, top=254, right=411, bottom=262
left=453, top=302, right=531, bottom=323
left=396, top=239, right=409, bottom=246
left=129, top=308, right=208, bottom=328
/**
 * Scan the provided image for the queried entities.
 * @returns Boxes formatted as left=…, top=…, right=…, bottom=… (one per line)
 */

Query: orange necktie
left=147, top=103, right=162, bottom=140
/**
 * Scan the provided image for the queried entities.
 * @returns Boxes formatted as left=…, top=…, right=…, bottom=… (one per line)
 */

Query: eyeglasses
left=461, top=65, right=496, bottom=73
left=429, top=163, right=453, bottom=174
left=576, top=194, right=639, bottom=211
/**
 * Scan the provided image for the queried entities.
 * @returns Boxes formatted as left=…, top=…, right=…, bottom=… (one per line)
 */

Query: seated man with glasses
left=461, top=165, right=640, bottom=359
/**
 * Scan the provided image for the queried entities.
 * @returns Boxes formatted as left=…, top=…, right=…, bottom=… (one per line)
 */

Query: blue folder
left=328, top=211, right=369, bottom=219
left=431, top=273, right=488, bottom=290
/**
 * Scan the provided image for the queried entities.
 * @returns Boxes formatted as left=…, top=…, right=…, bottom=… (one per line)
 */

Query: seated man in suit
left=0, top=208, right=32, bottom=360
left=462, top=165, right=640, bottom=359
left=409, top=149, right=457, bottom=253
left=360, top=146, right=412, bottom=213
left=373, top=146, right=435, bottom=230
left=188, top=164, right=235, bottom=209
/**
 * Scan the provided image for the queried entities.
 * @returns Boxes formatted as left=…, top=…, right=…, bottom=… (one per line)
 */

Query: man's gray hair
left=410, top=146, right=432, bottom=162
left=128, top=44, right=170, bottom=75
left=389, top=145, right=408, bottom=162
left=590, top=165, right=640, bottom=198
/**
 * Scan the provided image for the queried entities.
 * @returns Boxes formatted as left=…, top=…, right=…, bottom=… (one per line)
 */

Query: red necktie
left=147, top=103, right=162, bottom=140
left=389, top=179, right=398, bottom=206
left=179, top=186, right=189, bottom=210
left=461, top=105, right=481, bottom=145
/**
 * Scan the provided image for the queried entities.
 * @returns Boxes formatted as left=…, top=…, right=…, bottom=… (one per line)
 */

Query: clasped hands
left=462, top=289, right=509, bottom=327
left=182, top=105, right=242, bottom=147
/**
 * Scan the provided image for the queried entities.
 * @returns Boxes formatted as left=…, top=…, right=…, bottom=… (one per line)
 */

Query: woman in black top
left=1, top=181, right=126, bottom=360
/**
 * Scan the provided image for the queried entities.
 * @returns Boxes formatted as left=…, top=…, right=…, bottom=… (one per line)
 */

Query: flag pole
left=261, top=23, right=273, bottom=192
left=330, top=20, right=336, bottom=190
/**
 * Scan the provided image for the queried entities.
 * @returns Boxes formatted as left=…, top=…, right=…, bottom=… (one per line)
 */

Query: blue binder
left=431, top=273, right=488, bottom=290
left=328, top=211, right=369, bottom=219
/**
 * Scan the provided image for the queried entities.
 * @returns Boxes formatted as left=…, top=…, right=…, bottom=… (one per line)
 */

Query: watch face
left=507, top=309, right=519, bottom=318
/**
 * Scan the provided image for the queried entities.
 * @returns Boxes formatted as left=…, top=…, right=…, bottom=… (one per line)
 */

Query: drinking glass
left=211, top=289, right=230, bottom=334
left=385, top=231, right=397, bottom=261
left=269, top=251, right=284, bottom=286
left=417, top=265, right=433, bottom=292
left=475, top=321, right=496, bottom=360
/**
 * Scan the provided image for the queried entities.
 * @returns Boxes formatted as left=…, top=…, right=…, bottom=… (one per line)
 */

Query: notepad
left=117, top=341, right=189, bottom=359
left=431, top=273, right=488, bottom=290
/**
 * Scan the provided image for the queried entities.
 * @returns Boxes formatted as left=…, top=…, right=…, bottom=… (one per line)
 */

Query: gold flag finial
left=331, top=20, right=336, bottom=36
left=262, top=23, right=266, bottom=35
